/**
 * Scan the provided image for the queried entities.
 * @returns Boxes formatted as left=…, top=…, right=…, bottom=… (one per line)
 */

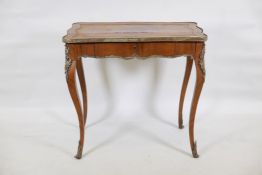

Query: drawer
left=138, top=42, right=195, bottom=57
left=138, top=42, right=176, bottom=57
left=94, top=43, right=137, bottom=58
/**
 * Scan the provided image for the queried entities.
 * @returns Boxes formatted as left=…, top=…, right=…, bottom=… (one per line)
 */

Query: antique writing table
left=63, top=22, right=207, bottom=159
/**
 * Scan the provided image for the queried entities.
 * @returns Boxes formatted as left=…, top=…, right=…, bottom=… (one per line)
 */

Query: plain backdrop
left=0, top=0, right=262, bottom=175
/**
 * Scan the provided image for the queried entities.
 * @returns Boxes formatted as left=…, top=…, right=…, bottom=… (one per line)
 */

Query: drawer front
left=94, top=43, right=137, bottom=58
left=138, top=42, right=195, bottom=57
left=138, top=42, right=176, bottom=57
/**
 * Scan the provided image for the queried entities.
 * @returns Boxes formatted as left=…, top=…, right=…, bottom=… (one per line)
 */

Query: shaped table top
left=63, top=22, right=207, bottom=43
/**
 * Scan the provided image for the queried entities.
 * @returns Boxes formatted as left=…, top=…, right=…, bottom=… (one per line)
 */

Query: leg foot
left=179, top=118, right=184, bottom=129
left=192, top=141, right=199, bottom=158
left=179, top=125, right=184, bottom=129
left=74, top=141, right=83, bottom=159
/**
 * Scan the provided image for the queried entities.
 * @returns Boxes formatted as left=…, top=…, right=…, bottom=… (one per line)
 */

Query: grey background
left=0, top=0, right=262, bottom=174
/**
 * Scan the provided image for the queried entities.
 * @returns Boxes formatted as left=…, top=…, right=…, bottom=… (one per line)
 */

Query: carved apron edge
left=199, top=43, right=206, bottom=78
left=65, top=45, right=72, bottom=80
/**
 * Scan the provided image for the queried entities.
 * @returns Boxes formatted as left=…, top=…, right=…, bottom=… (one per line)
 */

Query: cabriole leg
left=189, top=43, right=205, bottom=158
left=178, top=56, right=193, bottom=129
left=76, top=58, right=88, bottom=125
left=65, top=45, right=85, bottom=159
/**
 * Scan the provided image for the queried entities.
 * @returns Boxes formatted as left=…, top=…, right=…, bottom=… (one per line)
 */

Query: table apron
left=66, top=42, right=202, bottom=59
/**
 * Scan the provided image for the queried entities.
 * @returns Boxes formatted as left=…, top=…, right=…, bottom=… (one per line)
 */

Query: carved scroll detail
left=199, top=44, right=206, bottom=77
left=65, top=45, right=72, bottom=80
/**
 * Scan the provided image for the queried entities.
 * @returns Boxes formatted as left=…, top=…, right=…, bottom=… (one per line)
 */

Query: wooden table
left=63, top=22, right=207, bottom=159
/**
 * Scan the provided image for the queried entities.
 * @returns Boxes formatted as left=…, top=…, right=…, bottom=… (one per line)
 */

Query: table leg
left=65, top=51, right=86, bottom=159
left=178, top=56, right=193, bottom=129
left=76, top=58, right=88, bottom=125
left=189, top=43, right=205, bottom=158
